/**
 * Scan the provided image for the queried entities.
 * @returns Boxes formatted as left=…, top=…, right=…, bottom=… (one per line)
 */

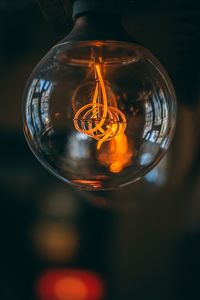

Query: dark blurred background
left=0, top=0, right=200, bottom=299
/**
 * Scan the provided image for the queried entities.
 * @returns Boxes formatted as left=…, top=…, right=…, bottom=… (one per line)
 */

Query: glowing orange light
left=36, top=269, right=105, bottom=300
left=73, top=55, right=132, bottom=173
left=72, top=179, right=102, bottom=189
left=54, top=277, right=88, bottom=300
left=98, top=132, right=133, bottom=173
left=73, top=57, right=126, bottom=147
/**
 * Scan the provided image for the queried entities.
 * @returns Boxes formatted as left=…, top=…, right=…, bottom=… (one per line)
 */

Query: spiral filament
left=73, top=57, right=127, bottom=149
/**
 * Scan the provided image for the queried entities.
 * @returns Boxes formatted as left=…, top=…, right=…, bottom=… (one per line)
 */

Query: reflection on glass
left=68, top=132, right=91, bottom=160
left=26, top=79, right=54, bottom=139
left=145, top=155, right=168, bottom=186
left=143, top=89, right=169, bottom=145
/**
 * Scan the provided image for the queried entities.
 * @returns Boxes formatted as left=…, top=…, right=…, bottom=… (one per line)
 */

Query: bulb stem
left=72, top=0, right=122, bottom=20
left=64, top=12, right=134, bottom=42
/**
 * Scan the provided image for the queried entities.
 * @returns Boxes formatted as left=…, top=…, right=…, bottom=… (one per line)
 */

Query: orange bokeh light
left=36, top=269, right=105, bottom=300
left=55, top=277, right=88, bottom=300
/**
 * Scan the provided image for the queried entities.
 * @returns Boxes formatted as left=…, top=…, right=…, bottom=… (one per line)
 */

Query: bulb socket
left=72, top=0, right=121, bottom=19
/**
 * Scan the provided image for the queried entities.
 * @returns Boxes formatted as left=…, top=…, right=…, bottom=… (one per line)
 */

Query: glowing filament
left=73, top=59, right=126, bottom=148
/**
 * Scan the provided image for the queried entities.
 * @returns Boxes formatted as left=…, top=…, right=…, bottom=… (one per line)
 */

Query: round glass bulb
left=23, top=41, right=177, bottom=190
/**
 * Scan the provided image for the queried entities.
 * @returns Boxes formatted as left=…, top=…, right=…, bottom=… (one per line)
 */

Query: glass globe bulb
left=23, top=41, right=177, bottom=190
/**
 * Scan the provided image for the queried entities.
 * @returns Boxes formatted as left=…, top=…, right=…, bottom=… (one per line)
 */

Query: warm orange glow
left=36, top=269, right=105, bottom=300
left=72, top=179, right=102, bottom=189
left=73, top=57, right=126, bottom=146
left=54, top=277, right=88, bottom=300
left=32, top=222, right=79, bottom=262
left=98, top=131, right=133, bottom=173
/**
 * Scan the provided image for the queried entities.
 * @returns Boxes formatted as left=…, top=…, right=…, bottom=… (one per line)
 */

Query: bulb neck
left=72, top=0, right=121, bottom=20
left=64, top=12, right=135, bottom=42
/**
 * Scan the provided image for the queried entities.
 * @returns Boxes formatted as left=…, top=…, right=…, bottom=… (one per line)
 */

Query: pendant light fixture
left=23, top=0, right=177, bottom=190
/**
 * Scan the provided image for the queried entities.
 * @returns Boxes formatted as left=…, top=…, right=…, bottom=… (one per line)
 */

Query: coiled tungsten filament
left=73, top=58, right=127, bottom=149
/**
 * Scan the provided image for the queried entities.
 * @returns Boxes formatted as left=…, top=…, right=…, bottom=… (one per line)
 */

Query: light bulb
left=23, top=40, right=177, bottom=190
left=22, top=0, right=177, bottom=191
